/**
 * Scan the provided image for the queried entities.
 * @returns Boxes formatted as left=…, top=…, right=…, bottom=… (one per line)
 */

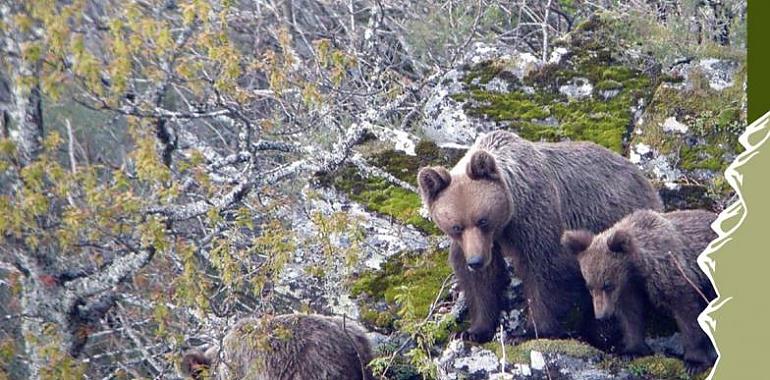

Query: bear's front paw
left=622, top=342, right=652, bottom=357
left=456, top=327, right=494, bottom=343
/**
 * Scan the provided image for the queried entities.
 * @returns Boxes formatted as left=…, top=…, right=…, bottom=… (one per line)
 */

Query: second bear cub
left=561, top=209, right=717, bottom=372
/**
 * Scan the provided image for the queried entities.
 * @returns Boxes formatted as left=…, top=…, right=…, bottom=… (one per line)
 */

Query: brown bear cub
left=562, top=209, right=717, bottom=372
left=181, top=314, right=374, bottom=380
left=417, top=130, right=663, bottom=343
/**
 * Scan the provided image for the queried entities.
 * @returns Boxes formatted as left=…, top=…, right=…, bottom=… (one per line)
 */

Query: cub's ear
left=181, top=350, right=212, bottom=379
left=417, top=167, right=451, bottom=204
left=467, top=150, right=500, bottom=181
left=561, top=230, right=594, bottom=255
left=607, top=229, right=634, bottom=254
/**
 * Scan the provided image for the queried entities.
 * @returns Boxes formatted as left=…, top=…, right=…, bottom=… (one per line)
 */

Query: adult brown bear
left=181, top=314, right=374, bottom=380
left=562, top=209, right=717, bottom=372
left=417, top=130, right=663, bottom=342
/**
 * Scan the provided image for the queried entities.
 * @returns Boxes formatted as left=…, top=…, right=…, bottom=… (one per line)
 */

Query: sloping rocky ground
left=273, top=14, right=742, bottom=380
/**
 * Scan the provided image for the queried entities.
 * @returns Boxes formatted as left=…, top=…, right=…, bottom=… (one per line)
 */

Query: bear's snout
left=594, top=309, right=609, bottom=320
left=466, top=255, right=484, bottom=271
left=592, top=293, right=612, bottom=320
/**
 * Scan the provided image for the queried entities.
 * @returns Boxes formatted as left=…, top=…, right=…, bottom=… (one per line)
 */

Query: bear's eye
left=477, top=218, right=489, bottom=228
left=602, top=282, right=615, bottom=292
left=451, top=224, right=463, bottom=234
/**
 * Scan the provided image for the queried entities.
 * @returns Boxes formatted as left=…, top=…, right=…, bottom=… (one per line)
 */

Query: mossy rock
left=634, top=74, right=744, bottom=159
left=319, top=164, right=438, bottom=234
left=369, top=352, right=422, bottom=380
left=349, top=249, right=453, bottom=333
left=484, top=338, right=602, bottom=365
left=318, top=140, right=464, bottom=235
left=456, top=14, right=657, bottom=154
left=595, top=79, right=624, bottom=91
left=462, top=59, right=507, bottom=86
left=641, top=65, right=744, bottom=146
left=631, top=63, right=745, bottom=205
left=368, top=140, right=466, bottom=187
left=658, top=183, right=717, bottom=212
left=600, top=354, right=711, bottom=380
left=626, top=355, right=709, bottom=380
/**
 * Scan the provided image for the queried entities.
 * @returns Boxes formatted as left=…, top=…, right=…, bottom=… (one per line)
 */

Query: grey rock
left=558, top=77, right=593, bottom=99
left=699, top=58, right=739, bottom=91
left=438, top=340, right=500, bottom=380
left=599, top=89, right=621, bottom=100
left=661, top=116, right=689, bottom=133
left=421, top=43, right=544, bottom=145
left=274, top=185, right=429, bottom=316
left=486, top=77, right=512, bottom=93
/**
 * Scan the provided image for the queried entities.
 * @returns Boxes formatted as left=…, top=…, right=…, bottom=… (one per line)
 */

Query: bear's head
left=417, top=150, right=512, bottom=271
left=561, top=228, right=637, bottom=320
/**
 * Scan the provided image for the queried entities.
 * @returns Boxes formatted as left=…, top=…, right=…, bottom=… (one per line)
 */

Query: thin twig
left=65, top=119, right=77, bottom=174
left=499, top=323, right=507, bottom=375
left=526, top=297, right=552, bottom=380
left=341, top=314, right=369, bottom=380
left=668, top=250, right=710, bottom=303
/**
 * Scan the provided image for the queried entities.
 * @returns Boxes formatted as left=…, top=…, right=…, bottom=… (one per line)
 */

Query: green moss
left=597, top=355, right=625, bottom=374
left=449, top=92, right=469, bottom=102
left=358, top=305, right=397, bottom=331
left=319, top=141, right=464, bottom=235
left=462, top=60, right=505, bottom=86
left=630, top=63, right=745, bottom=186
left=574, top=14, right=604, bottom=32
left=642, top=85, right=743, bottom=152
left=368, top=140, right=464, bottom=186
left=350, top=249, right=453, bottom=332
left=321, top=165, right=439, bottom=234
left=598, top=67, right=636, bottom=82
left=304, top=264, right=326, bottom=280
left=458, top=16, right=657, bottom=154
left=465, top=90, right=551, bottom=121
left=601, top=354, right=711, bottom=380
left=484, top=339, right=602, bottom=364
left=595, top=79, right=623, bottom=91
left=369, top=354, right=421, bottom=380
left=627, top=355, right=690, bottom=380
left=679, top=145, right=723, bottom=171
left=716, top=107, right=741, bottom=129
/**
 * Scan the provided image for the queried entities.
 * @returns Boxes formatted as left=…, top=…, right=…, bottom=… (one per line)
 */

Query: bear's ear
left=417, top=167, right=451, bottom=204
left=561, top=230, right=594, bottom=255
left=467, top=150, right=500, bottom=181
left=607, top=229, right=634, bottom=255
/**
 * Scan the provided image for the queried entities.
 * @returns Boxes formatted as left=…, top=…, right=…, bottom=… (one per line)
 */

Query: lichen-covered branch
left=64, top=247, right=155, bottom=299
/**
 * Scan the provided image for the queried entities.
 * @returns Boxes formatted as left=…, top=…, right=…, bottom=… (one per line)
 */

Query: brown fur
left=418, top=130, right=663, bottom=342
left=181, top=350, right=213, bottom=379
left=562, top=209, right=717, bottom=372
left=181, top=314, right=374, bottom=380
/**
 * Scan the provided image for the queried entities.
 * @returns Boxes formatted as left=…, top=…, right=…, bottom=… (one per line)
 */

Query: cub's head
left=561, top=228, right=637, bottom=320
left=418, top=150, right=512, bottom=271
left=181, top=350, right=212, bottom=380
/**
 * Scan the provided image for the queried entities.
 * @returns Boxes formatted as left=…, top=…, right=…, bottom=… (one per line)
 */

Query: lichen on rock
left=630, top=59, right=745, bottom=209
left=424, top=15, right=658, bottom=154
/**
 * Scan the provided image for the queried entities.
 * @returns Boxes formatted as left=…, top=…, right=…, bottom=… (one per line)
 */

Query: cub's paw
left=456, top=327, right=494, bottom=343
left=685, top=361, right=712, bottom=376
